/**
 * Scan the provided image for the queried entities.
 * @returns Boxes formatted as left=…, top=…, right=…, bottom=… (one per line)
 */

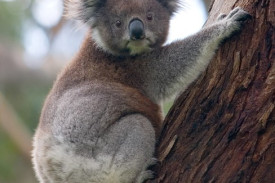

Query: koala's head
left=66, top=0, right=180, bottom=56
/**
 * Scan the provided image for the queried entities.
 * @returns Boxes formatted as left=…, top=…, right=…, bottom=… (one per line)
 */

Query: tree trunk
left=151, top=0, right=275, bottom=182
left=202, top=0, right=213, bottom=11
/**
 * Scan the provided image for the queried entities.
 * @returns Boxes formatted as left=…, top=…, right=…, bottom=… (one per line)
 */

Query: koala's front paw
left=218, top=7, right=251, bottom=38
left=218, top=7, right=251, bottom=22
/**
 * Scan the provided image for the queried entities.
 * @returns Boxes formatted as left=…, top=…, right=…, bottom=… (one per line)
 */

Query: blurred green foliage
left=0, top=1, right=25, bottom=42
left=3, top=83, right=51, bottom=130
left=1, top=83, right=50, bottom=183
left=163, top=100, right=173, bottom=115
left=0, top=130, right=18, bottom=181
left=0, top=127, right=37, bottom=183
left=0, top=1, right=45, bottom=182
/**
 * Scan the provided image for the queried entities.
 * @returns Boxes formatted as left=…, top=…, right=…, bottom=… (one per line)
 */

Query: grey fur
left=140, top=7, right=251, bottom=102
left=33, top=2, right=250, bottom=182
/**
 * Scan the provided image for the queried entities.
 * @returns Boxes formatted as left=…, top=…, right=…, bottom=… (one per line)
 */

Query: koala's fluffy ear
left=64, top=0, right=106, bottom=23
left=157, top=0, right=181, bottom=15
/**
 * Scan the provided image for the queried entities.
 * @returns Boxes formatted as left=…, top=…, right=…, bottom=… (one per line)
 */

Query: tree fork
left=151, top=0, right=275, bottom=182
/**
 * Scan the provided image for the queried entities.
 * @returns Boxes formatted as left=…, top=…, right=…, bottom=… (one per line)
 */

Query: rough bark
left=203, top=0, right=213, bottom=11
left=151, top=0, right=275, bottom=182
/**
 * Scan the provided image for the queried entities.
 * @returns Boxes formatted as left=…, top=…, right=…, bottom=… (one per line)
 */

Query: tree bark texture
left=151, top=0, right=275, bottom=182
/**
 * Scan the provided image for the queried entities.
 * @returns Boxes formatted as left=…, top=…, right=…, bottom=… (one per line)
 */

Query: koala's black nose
left=129, top=19, right=145, bottom=40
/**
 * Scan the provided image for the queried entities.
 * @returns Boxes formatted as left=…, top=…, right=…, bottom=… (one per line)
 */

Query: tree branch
left=0, top=92, right=32, bottom=160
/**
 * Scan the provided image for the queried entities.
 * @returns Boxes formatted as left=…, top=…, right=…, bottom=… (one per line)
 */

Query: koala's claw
left=229, top=7, right=251, bottom=22
left=218, top=7, right=251, bottom=22
left=136, top=170, right=155, bottom=183
left=217, top=13, right=227, bottom=21
left=227, top=7, right=243, bottom=18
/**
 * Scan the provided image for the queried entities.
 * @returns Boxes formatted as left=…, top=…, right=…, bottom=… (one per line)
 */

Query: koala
left=32, top=0, right=250, bottom=182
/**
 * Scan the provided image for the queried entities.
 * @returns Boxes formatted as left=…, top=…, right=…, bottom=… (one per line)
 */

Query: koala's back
left=33, top=80, right=161, bottom=183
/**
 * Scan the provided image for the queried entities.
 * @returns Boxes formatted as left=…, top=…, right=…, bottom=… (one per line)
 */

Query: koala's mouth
left=126, top=38, right=154, bottom=55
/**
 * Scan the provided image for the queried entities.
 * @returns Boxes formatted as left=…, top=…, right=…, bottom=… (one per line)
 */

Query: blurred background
left=0, top=0, right=209, bottom=182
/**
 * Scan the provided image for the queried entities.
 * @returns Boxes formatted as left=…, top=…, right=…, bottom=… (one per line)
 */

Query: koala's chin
left=126, top=40, right=152, bottom=56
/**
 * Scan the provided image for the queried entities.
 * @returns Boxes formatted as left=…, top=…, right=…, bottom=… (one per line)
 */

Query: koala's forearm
left=142, top=25, right=224, bottom=102
left=142, top=8, right=250, bottom=102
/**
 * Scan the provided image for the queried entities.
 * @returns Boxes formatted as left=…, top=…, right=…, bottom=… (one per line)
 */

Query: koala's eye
left=115, top=20, right=122, bottom=28
left=147, top=13, right=153, bottom=21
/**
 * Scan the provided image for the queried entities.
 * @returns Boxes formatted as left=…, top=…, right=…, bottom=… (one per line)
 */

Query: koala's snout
left=129, top=19, right=145, bottom=40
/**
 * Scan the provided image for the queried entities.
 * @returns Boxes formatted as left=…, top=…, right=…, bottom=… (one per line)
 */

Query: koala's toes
left=227, top=7, right=242, bottom=18
left=136, top=170, right=155, bottom=183
left=228, top=7, right=251, bottom=22
left=149, top=158, right=158, bottom=166
left=217, top=13, right=227, bottom=21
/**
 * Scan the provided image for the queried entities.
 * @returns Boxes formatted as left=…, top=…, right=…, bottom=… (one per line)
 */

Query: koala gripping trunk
left=150, top=0, right=275, bottom=183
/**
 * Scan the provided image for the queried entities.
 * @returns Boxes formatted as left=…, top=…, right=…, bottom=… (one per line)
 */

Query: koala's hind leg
left=98, top=114, right=156, bottom=183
